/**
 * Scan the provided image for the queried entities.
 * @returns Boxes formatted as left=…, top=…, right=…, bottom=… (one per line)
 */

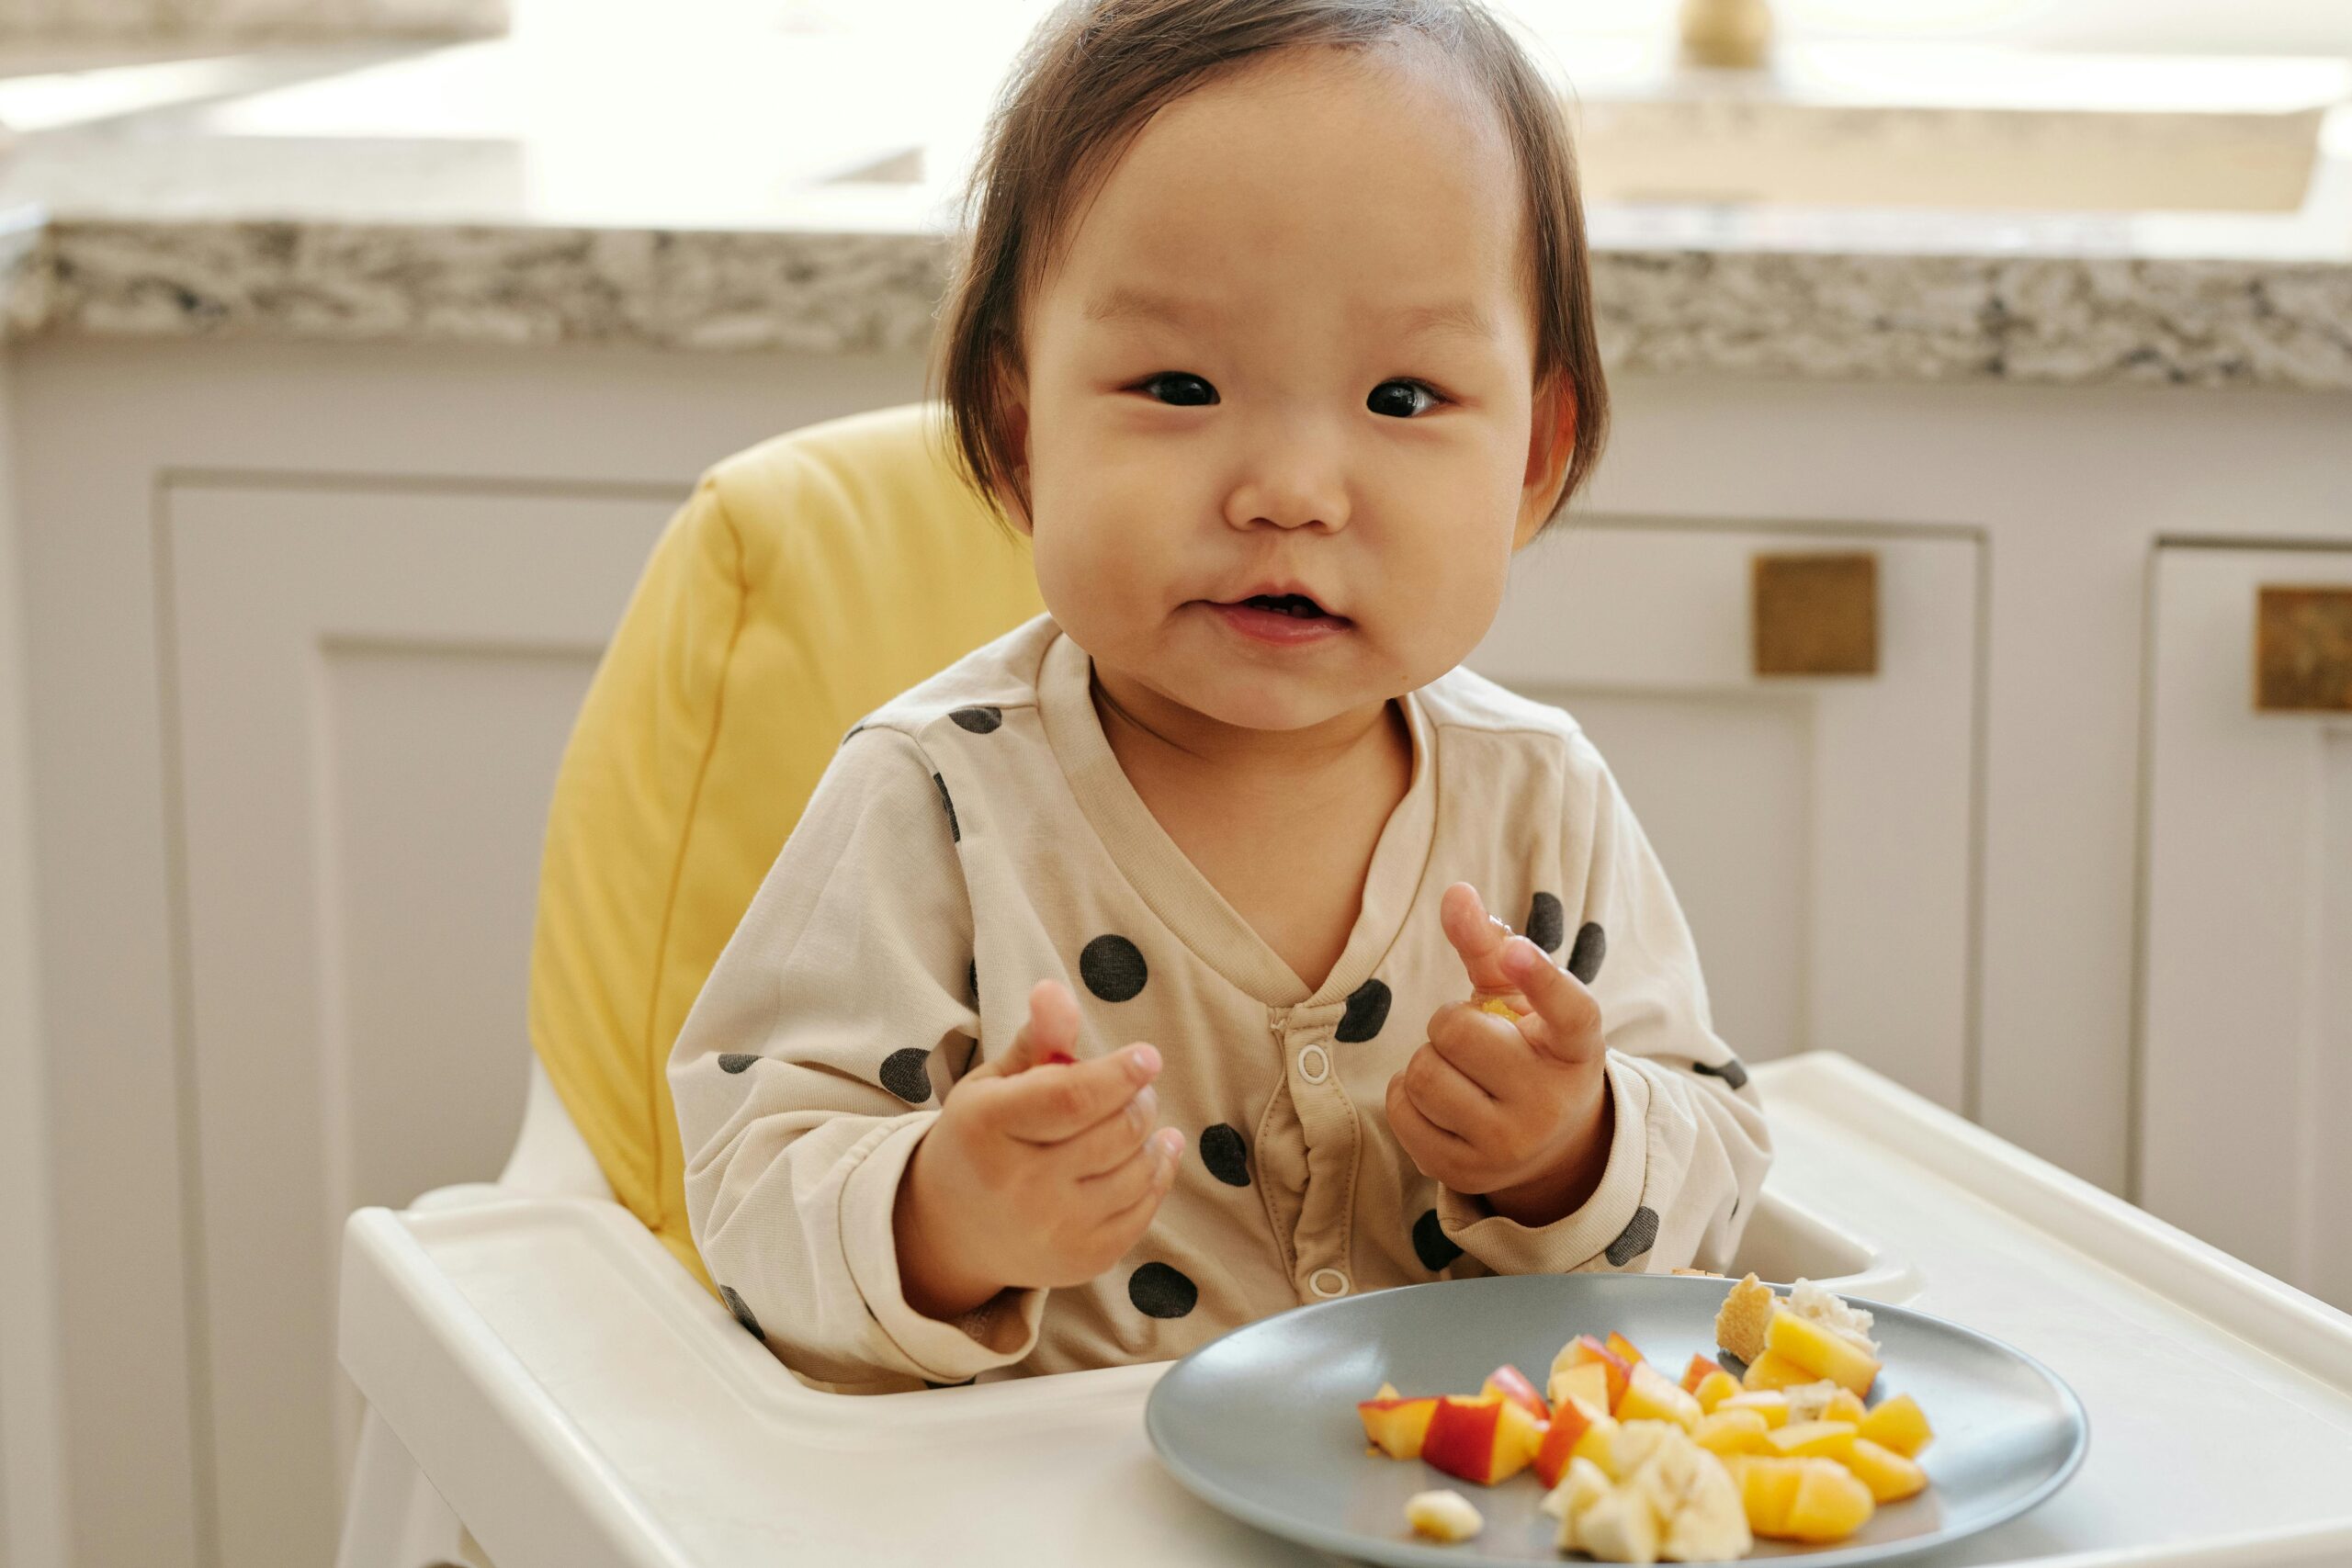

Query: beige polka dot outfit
left=670, top=615, right=1771, bottom=1392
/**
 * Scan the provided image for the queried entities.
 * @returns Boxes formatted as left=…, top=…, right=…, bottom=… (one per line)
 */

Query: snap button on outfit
left=1297, top=1043, right=1330, bottom=1084
left=1309, top=1268, right=1351, bottom=1298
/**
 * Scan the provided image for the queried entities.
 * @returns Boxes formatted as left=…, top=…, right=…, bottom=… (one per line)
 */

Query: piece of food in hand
left=1714, top=1273, right=1777, bottom=1365
left=1477, top=996, right=1526, bottom=1020
left=1765, top=1303, right=1883, bottom=1396
left=1764, top=1419, right=1860, bottom=1462
left=1846, top=1437, right=1929, bottom=1503
left=1555, top=1335, right=1634, bottom=1413
left=1857, top=1391, right=1935, bottom=1458
left=1693, top=1407, right=1774, bottom=1458
left=1405, top=1488, right=1484, bottom=1543
left=1549, top=1359, right=1615, bottom=1416
left=1480, top=1363, right=1549, bottom=1423
left=1616, top=1361, right=1703, bottom=1433
left=1607, top=1331, right=1648, bottom=1368
left=1532, top=1393, right=1597, bottom=1488
left=1716, top=1390, right=1791, bottom=1429
left=1421, top=1394, right=1543, bottom=1485
left=1358, top=1393, right=1442, bottom=1460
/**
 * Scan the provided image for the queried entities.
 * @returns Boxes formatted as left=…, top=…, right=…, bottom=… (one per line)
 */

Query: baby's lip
left=1211, top=581, right=1347, bottom=620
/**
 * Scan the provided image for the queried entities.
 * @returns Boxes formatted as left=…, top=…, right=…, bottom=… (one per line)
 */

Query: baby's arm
left=1435, top=731, right=1772, bottom=1276
left=669, top=729, right=1035, bottom=1389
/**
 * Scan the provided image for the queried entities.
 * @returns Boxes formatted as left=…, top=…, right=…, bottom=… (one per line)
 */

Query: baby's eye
left=1136, top=371, right=1217, bottom=407
left=1369, top=379, right=1443, bottom=419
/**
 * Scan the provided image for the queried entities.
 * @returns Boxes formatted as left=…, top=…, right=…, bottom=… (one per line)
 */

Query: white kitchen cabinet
left=163, top=477, right=676, bottom=1568
left=1472, top=520, right=1982, bottom=1110
left=2140, top=542, right=2352, bottom=1312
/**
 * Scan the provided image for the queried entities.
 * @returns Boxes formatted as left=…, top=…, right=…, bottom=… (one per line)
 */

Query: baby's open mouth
left=1238, top=592, right=1336, bottom=620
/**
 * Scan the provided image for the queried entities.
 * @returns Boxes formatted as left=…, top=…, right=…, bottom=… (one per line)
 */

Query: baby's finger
left=993, top=1042, right=1161, bottom=1143
left=1386, top=1077, right=1478, bottom=1187
left=1427, top=1002, right=1537, bottom=1100
left=1498, top=936, right=1603, bottom=1065
left=1052, top=1081, right=1160, bottom=1178
left=1080, top=1126, right=1182, bottom=1216
left=1439, top=883, right=1522, bottom=1000
left=967, top=978, right=1080, bottom=1083
left=1401, top=1046, right=1501, bottom=1145
left=1089, top=1130, right=1182, bottom=1245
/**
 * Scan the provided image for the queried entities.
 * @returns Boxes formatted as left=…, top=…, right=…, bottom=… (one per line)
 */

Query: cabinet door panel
left=1469, top=521, right=1982, bottom=1109
left=2141, top=544, right=2352, bottom=1310
left=165, top=479, right=673, bottom=1568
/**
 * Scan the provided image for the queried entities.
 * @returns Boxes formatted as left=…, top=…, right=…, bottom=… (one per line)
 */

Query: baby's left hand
left=1385, top=883, right=1612, bottom=1226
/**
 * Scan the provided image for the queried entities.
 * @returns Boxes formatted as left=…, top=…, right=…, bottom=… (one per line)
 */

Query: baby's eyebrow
left=1083, top=288, right=1496, bottom=344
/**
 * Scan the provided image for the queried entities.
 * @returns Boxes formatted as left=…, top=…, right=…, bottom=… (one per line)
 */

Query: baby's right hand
left=893, top=978, right=1183, bottom=1322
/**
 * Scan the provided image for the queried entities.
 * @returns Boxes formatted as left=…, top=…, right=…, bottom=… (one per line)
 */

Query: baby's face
left=1006, top=39, right=1573, bottom=735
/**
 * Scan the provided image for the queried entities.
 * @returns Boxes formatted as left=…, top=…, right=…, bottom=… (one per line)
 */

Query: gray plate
left=1145, top=1274, right=2087, bottom=1566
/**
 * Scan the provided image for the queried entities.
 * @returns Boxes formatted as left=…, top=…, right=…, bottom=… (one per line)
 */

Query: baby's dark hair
left=924, top=0, right=1610, bottom=536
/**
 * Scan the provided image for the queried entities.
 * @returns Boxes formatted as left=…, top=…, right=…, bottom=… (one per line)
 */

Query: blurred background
left=0, top=2, right=2346, bottom=1567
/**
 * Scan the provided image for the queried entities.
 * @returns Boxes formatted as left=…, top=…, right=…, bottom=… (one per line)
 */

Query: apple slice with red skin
left=1531, top=1396, right=1596, bottom=1488
left=1480, top=1364, right=1549, bottom=1424
left=1421, top=1395, right=1542, bottom=1485
left=1680, top=1352, right=1721, bottom=1395
left=1356, top=1395, right=1441, bottom=1460
left=1606, top=1331, right=1646, bottom=1367
left=1563, top=1335, right=1634, bottom=1413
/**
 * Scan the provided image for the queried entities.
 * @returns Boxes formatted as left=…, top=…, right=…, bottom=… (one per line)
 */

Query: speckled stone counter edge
left=6, top=216, right=2350, bottom=392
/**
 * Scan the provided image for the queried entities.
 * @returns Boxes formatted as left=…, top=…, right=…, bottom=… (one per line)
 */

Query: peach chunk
left=1782, top=1460, right=1877, bottom=1543
left=1679, top=1352, right=1720, bottom=1395
left=1765, top=1419, right=1860, bottom=1463
left=1848, top=1437, right=1929, bottom=1503
left=1532, top=1397, right=1594, bottom=1489
left=1547, top=1361, right=1613, bottom=1417
left=1694, top=1407, right=1774, bottom=1458
left=1717, top=1391, right=1791, bottom=1429
left=1555, top=1335, right=1634, bottom=1413
left=1741, top=1348, right=1822, bottom=1392
left=1858, top=1392, right=1935, bottom=1458
left=1617, top=1361, right=1703, bottom=1432
left=1692, top=1370, right=1743, bottom=1414
left=1765, top=1307, right=1883, bottom=1397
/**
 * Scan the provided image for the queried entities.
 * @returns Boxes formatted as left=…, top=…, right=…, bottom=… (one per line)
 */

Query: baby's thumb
left=1440, top=882, right=1520, bottom=998
left=978, top=977, right=1080, bottom=1079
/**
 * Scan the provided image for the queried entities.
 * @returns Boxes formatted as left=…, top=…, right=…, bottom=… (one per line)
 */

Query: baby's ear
left=1512, top=373, right=1576, bottom=550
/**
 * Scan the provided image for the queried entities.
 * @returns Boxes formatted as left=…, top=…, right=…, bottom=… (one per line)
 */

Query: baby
left=669, top=0, right=1770, bottom=1393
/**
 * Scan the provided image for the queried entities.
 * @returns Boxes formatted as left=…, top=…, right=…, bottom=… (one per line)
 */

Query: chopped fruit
left=1606, top=1331, right=1647, bottom=1368
left=1679, top=1352, right=1719, bottom=1395
left=1858, top=1392, right=1935, bottom=1458
left=1715, top=1273, right=1777, bottom=1365
left=1782, top=1460, right=1877, bottom=1543
left=1481, top=1363, right=1549, bottom=1423
left=1783, top=1381, right=1842, bottom=1425
left=1421, top=1394, right=1542, bottom=1486
left=1540, top=1454, right=1613, bottom=1521
left=1405, top=1489, right=1484, bottom=1543
left=1616, top=1362, right=1703, bottom=1433
left=1374, top=1382, right=1399, bottom=1400
left=1692, top=1370, right=1742, bottom=1414
left=1694, top=1407, right=1774, bottom=1457
left=1548, top=1360, right=1613, bottom=1416
left=1357, top=1395, right=1441, bottom=1460
left=1824, top=1388, right=1868, bottom=1426
left=1766, top=1305, right=1883, bottom=1396
left=1571, top=1413, right=1623, bottom=1472
left=1558, top=1335, right=1634, bottom=1413
left=1549, top=1423, right=1750, bottom=1563
left=1740, top=1348, right=1821, bottom=1392
left=1729, top=1455, right=1804, bottom=1537
left=1765, top=1420, right=1859, bottom=1462
left=1718, top=1391, right=1791, bottom=1429
left=1789, top=1279, right=1880, bottom=1354
left=1567, top=1491, right=1660, bottom=1563
left=1848, top=1437, right=1929, bottom=1503
left=1532, top=1397, right=1595, bottom=1489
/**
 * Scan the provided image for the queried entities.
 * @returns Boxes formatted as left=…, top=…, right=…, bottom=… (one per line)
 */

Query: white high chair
left=332, top=404, right=2352, bottom=1568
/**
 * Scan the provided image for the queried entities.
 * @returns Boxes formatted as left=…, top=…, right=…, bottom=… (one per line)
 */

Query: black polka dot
left=719, top=1285, right=765, bottom=1342
left=1412, top=1208, right=1463, bottom=1272
left=1605, top=1205, right=1659, bottom=1267
left=949, top=705, right=1003, bottom=734
left=932, top=773, right=959, bottom=843
left=1128, top=1261, right=1197, bottom=1318
left=718, top=1053, right=760, bottom=1074
left=879, top=1047, right=933, bottom=1103
left=1080, top=934, right=1148, bottom=1002
left=1694, top=1055, right=1749, bottom=1091
left=1199, top=1123, right=1251, bottom=1187
left=1335, top=978, right=1392, bottom=1043
left=1566, top=921, right=1607, bottom=985
left=1526, top=892, right=1566, bottom=954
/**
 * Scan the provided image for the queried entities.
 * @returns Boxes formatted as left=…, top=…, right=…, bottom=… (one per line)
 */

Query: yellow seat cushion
left=527, top=402, right=1043, bottom=1290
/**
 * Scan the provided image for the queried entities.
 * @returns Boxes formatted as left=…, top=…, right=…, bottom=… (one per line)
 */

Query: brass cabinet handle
left=2255, top=584, right=2352, bottom=713
left=1753, top=551, right=1879, bottom=678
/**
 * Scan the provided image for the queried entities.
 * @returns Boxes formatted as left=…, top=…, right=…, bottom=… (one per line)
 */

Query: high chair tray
left=340, top=1053, right=2352, bottom=1568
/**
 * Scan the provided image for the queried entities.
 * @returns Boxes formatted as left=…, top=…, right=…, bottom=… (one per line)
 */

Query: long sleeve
left=669, top=728, right=1046, bottom=1390
left=1439, top=729, right=1773, bottom=1276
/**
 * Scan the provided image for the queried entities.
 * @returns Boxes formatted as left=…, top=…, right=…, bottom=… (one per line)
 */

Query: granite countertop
left=1, top=21, right=2349, bottom=390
